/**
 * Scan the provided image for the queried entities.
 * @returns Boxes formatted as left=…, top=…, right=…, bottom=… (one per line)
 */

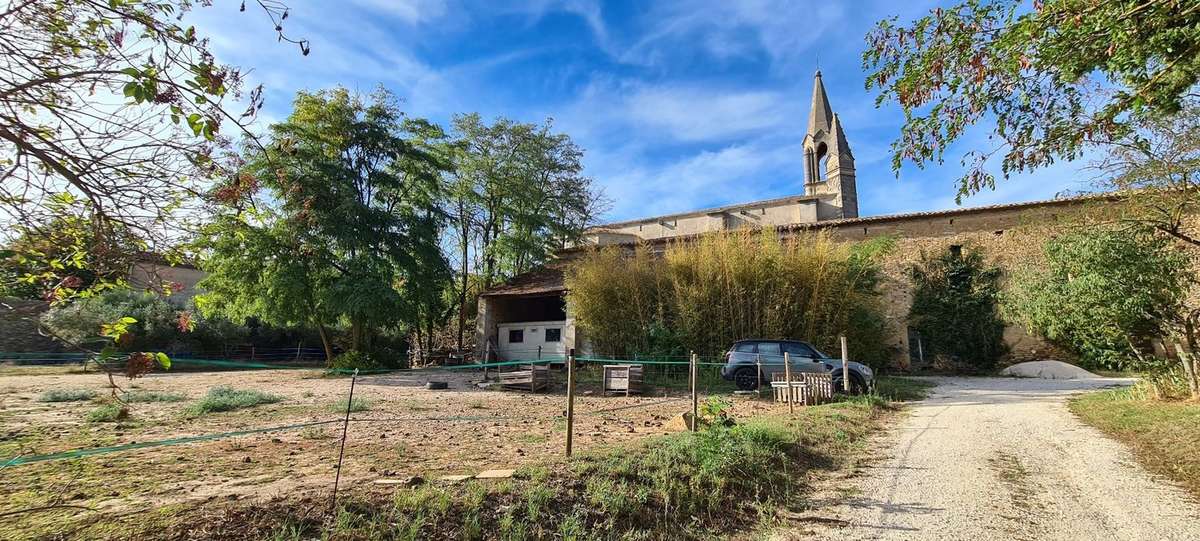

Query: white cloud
left=626, top=87, right=796, bottom=142
left=350, top=0, right=449, bottom=24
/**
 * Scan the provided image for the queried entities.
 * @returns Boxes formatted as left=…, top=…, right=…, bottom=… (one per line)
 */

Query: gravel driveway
left=786, top=377, right=1200, bottom=541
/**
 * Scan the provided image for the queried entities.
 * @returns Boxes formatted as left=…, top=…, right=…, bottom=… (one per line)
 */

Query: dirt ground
left=0, top=365, right=770, bottom=538
left=778, top=377, right=1200, bottom=541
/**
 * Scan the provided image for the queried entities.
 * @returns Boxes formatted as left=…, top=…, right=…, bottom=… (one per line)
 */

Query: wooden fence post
left=690, top=352, right=698, bottom=432
left=756, top=354, right=762, bottom=395
left=565, top=348, right=576, bottom=457
left=840, top=336, right=849, bottom=393
left=784, top=352, right=794, bottom=414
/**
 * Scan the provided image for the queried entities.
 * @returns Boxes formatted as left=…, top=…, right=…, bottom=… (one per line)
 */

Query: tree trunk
left=457, top=222, right=469, bottom=352
left=316, top=323, right=334, bottom=364
left=1183, top=320, right=1200, bottom=399
left=350, top=319, right=363, bottom=352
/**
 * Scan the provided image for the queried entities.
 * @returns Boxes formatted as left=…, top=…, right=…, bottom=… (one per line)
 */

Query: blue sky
left=190, top=0, right=1095, bottom=223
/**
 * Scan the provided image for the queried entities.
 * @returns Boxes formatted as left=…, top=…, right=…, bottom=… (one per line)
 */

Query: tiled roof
left=478, top=264, right=566, bottom=297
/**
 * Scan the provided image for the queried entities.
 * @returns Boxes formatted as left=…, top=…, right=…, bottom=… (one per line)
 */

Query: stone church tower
left=803, top=71, right=858, bottom=220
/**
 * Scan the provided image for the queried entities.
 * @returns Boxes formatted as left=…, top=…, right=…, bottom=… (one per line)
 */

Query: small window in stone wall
left=508, top=329, right=524, bottom=343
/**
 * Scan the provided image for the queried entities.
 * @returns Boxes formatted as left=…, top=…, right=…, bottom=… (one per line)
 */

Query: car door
left=782, top=342, right=824, bottom=374
left=754, top=341, right=786, bottom=379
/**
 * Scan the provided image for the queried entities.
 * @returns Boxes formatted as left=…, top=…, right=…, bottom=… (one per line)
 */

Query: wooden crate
left=771, top=373, right=833, bottom=405
left=499, top=365, right=549, bottom=392
left=602, top=364, right=644, bottom=396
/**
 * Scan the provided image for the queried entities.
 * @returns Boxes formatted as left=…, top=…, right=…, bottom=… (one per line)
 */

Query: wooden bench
left=499, top=365, right=549, bottom=392
left=602, top=364, right=644, bottom=396
left=771, top=373, right=833, bottom=405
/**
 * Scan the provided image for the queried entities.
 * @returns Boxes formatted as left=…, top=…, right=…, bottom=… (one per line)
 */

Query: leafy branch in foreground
left=864, top=0, right=1200, bottom=201
left=0, top=0, right=306, bottom=300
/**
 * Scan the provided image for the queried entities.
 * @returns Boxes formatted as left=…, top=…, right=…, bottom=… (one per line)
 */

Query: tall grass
left=566, top=230, right=893, bottom=365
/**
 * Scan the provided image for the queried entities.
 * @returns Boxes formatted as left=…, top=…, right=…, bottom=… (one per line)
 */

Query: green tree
left=864, top=0, right=1200, bottom=201
left=1004, top=228, right=1191, bottom=370
left=1, top=202, right=142, bottom=300
left=443, top=114, right=605, bottom=351
left=908, top=246, right=1006, bottom=371
left=196, top=87, right=450, bottom=364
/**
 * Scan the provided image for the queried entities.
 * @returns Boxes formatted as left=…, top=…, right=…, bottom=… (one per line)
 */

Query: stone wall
left=817, top=199, right=1094, bottom=369
left=0, top=298, right=63, bottom=353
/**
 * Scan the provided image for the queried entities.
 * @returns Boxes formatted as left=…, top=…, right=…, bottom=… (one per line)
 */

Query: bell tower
left=803, top=71, right=858, bottom=220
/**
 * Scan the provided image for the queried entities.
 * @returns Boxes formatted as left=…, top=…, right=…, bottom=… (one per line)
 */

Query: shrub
left=184, top=386, right=282, bottom=416
left=123, top=390, right=187, bottom=403
left=565, top=231, right=892, bottom=364
left=908, top=245, right=1006, bottom=371
left=38, top=388, right=96, bottom=402
left=327, top=351, right=387, bottom=372
left=1004, top=228, right=1190, bottom=370
left=86, top=403, right=128, bottom=422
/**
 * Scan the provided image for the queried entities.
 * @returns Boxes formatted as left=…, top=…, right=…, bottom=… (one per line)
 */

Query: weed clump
left=39, top=388, right=96, bottom=402
left=184, top=386, right=282, bottom=417
left=328, top=398, right=371, bottom=413
left=124, top=390, right=186, bottom=403
left=86, top=403, right=128, bottom=423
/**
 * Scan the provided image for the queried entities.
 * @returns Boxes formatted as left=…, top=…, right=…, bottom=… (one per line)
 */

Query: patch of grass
left=328, top=398, right=371, bottom=413
left=38, top=388, right=96, bottom=402
left=300, top=426, right=331, bottom=440
left=872, top=376, right=936, bottom=402
left=124, top=390, right=186, bottom=403
left=1070, top=388, right=1200, bottom=499
left=183, top=386, right=283, bottom=417
left=86, top=403, right=128, bottom=423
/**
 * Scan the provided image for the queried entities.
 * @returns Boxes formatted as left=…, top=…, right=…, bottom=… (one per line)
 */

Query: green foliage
left=328, top=398, right=371, bottom=413
left=38, top=388, right=96, bottom=403
left=327, top=351, right=389, bottom=372
left=864, top=0, right=1200, bottom=201
left=123, top=390, right=186, bottom=403
left=195, top=87, right=449, bottom=360
left=86, top=403, right=128, bottom=423
left=0, top=210, right=139, bottom=301
left=40, top=290, right=243, bottom=352
left=872, top=376, right=937, bottom=402
left=908, top=246, right=1006, bottom=371
left=2, top=1, right=305, bottom=304
left=184, top=386, right=283, bottom=417
left=1004, top=228, right=1191, bottom=369
left=566, top=232, right=893, bottom=366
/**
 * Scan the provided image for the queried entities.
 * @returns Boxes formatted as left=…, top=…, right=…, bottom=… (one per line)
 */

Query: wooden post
left=690, top=352, right=698, bottom=432
left=840, top=335, right=850, bottom=392
left=784, top=352, right=794, bottom=414
left=565, top=348, right=576, bottom=457
left=756, top=354, right=762, bottom=395
left=538, top=345, right=542, bottom=360
left=294, top=342, right=302, bottom=362
left=484, top=341, right=491, bottom=381
left=917, top=335, right=925, bottom=365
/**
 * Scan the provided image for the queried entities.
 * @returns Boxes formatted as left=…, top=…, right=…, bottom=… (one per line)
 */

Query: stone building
left=477, top=72, right=1096, bottom=367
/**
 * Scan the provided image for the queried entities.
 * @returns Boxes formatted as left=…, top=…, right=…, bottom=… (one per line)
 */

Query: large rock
left=1000, top=360, right=1100, bottom=380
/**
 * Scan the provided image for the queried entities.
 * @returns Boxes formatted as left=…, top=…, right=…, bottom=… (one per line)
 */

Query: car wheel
left=732, top=367, right=760, bottom=391
left=835, top=375, right=867, bottom=395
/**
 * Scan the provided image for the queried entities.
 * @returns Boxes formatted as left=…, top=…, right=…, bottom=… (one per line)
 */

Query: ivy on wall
left=907, top=245, right=1007, bottom=371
